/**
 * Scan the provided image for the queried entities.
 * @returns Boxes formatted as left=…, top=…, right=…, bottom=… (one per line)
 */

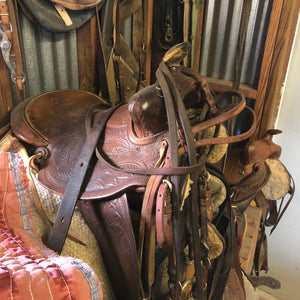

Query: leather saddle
left=11, top=89, right=166, bottom=199
left=10, top=43, right=257, bottom=300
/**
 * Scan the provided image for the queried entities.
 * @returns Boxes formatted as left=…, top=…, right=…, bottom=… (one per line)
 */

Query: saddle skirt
left=11, top=90, right=168, bottom=200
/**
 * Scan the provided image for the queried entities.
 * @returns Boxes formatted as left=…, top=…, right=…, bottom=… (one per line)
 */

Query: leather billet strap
left=155, top=64, right=186, bottom=298
left=143, top=0, right=153, bottom=84
left=179, top=66, right=217, bottom=113
left=46, top=105, right=117, bottom=254
left=95, top=5, right=110, bottom=101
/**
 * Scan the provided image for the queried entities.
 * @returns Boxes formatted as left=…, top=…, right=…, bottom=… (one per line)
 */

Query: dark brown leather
left=46, top=105, right=117, bottom=254
left=11, top=91, right=167, bottom=199
left=224, top=129, right=282, bottom=186
left=10, top=45, right=258, bottom=300
left=77, top=195, right=140, bottom=300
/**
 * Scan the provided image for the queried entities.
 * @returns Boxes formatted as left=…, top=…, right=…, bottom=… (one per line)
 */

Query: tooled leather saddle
left=10, top=43, right=256, bottom=299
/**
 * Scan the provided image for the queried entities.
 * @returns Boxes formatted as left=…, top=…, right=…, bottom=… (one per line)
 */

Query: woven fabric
left=0, top=151, right=103, bottom=300
left=31, top=175, right=115, bottom=299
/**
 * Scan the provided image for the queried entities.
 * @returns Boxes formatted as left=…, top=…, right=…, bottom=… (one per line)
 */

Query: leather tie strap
left=46, top=105, right=116, bottom=254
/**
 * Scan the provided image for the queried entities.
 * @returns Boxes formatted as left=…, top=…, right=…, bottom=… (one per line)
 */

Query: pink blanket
left=0, top=151, right=102, bottom=300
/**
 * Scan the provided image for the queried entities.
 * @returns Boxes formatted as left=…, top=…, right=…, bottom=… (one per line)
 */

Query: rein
left=39, top=42, right=257, bottom=299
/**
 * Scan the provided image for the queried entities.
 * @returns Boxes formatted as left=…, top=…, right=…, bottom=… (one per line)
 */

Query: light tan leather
left=51, top=0, right=103, bottom=10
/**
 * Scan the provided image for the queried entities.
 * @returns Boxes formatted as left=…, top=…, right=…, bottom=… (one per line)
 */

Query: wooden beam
left=0, top=54, right=13, bottom=118
left=144, top=0, right=154, bottom=85
left=206, top=77, right=257, bottom=99
left=258, top=0, right=300, bottom=137
left=252, top=0, right=284, bottom=139
left=192, top=0, right=205, bottom=72
left=77, top=16, right=98, bottom=94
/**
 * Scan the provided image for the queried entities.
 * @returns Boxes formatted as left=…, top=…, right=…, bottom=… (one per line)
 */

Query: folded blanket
left=0, top=151, right=103, bottom=300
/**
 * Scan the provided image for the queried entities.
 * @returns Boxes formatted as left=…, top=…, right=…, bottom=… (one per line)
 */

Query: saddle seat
left=11, top=90, right=167, bottom=200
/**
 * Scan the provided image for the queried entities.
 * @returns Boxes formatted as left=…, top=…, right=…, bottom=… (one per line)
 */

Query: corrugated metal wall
left=18, top=0, right=273, bottom=99
left=19, top=11, right=79, bottom=98
left=200, top=0, right=273, bottom=88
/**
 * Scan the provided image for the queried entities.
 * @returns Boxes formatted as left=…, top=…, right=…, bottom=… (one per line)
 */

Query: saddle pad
left=0, top=151, right=102, bottom=300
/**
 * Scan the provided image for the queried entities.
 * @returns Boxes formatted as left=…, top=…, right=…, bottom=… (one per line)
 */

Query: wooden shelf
left=206, top=77, right=257, bottom=99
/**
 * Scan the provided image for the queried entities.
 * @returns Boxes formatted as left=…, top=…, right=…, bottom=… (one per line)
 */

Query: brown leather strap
left=96, top=146, right=206, bottom=176
left=156, top=181, right=169, bottom=247
left=162, top=181, right=177, bottom=293
left=27, top=154, right=86, bottom=246
left=95, top=5, right=110, bottom=100
left=144, top=147, right=171, bottom=296
left=155, top=179, right=176, bottom=284
left=133, top=1, right=145, bottom=91
left=157, top=60, right=206, bottom=299
left=137, top=141, right=168, bottom=274
left=112, top=0, right=125, bottom=104
left=46, top=105, right=117, bottom=254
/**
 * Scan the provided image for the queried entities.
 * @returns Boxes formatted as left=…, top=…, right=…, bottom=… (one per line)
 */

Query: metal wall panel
left=18, top=0, right=273, bottom=99
left=200, top=0, right=273, bottom=89
left=19, top=11, right=79, bottom=98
